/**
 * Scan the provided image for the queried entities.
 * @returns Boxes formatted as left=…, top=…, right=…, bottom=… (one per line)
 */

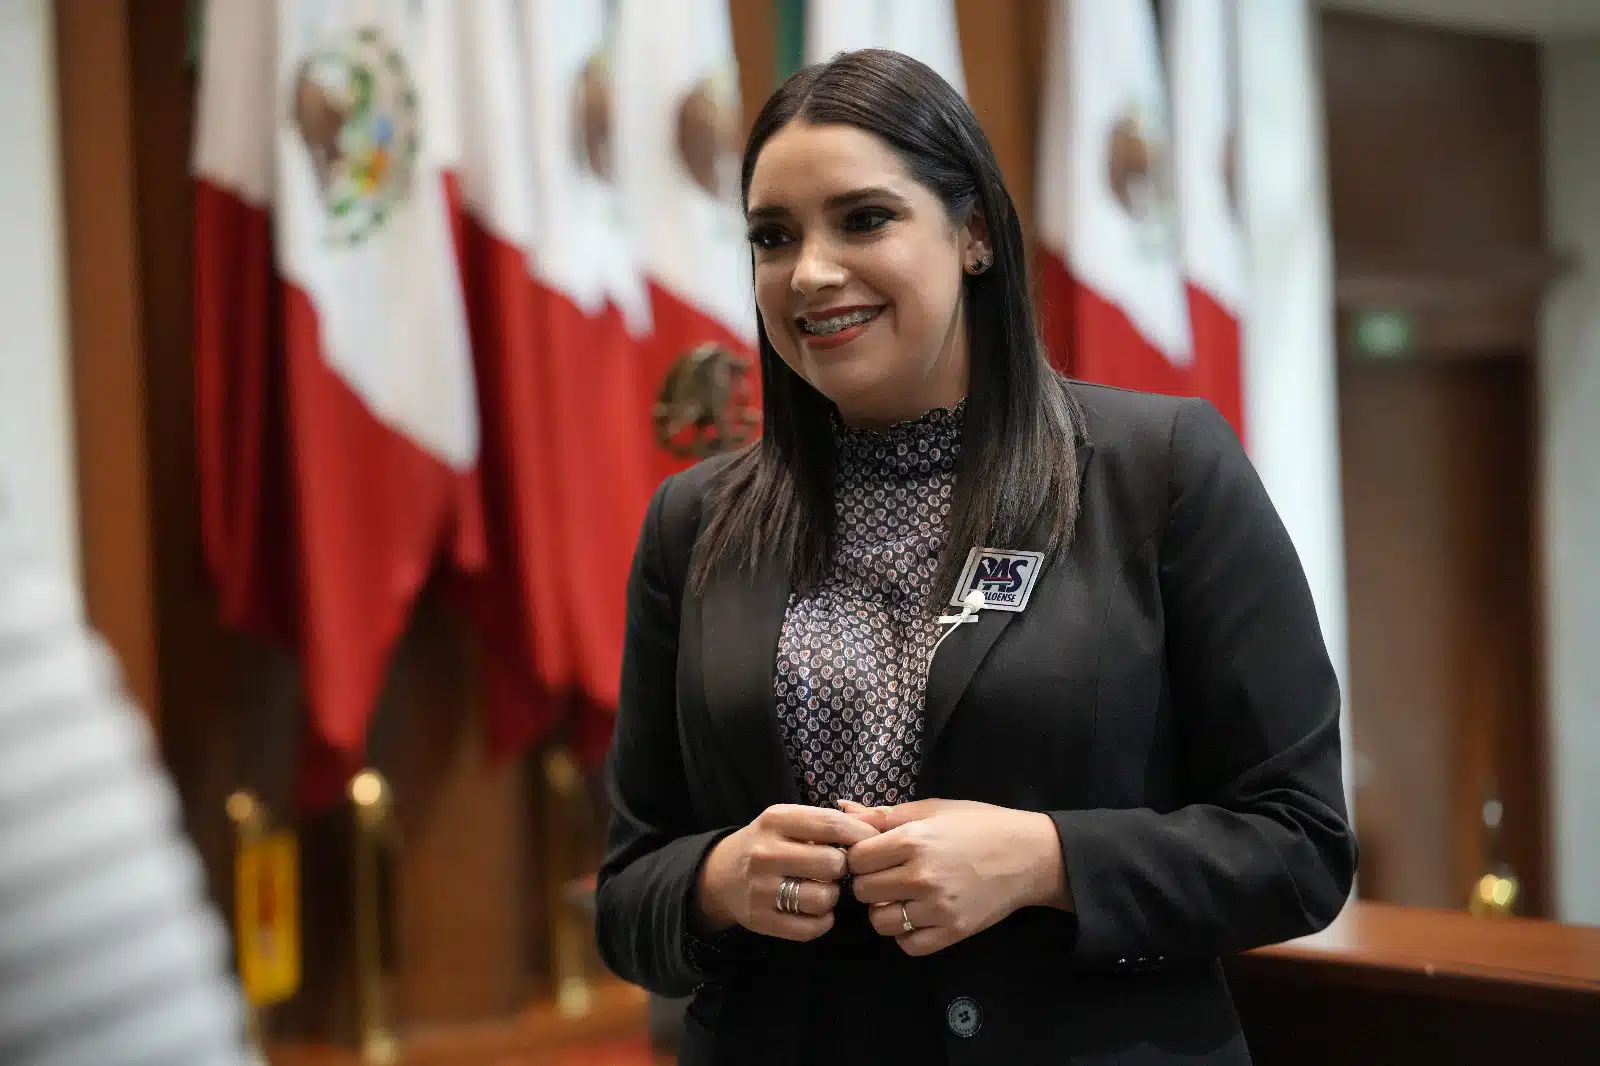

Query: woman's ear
left=961, top=209, right=993, bottom=276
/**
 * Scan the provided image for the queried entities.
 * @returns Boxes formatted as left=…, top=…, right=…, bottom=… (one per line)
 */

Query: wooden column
left=53, top=0, right=160, bottom=720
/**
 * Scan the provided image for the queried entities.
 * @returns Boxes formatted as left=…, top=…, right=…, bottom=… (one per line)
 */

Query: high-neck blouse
left=773, top=402, right=963, bottom=807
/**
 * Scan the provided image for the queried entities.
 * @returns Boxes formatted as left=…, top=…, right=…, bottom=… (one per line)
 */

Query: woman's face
left=745, top=121, right=989, bottom=427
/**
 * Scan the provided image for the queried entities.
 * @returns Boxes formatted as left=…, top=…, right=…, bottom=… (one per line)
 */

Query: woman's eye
left=747, top=225, right=791, bottom=250
left=843, top=207, right=894, bottom=234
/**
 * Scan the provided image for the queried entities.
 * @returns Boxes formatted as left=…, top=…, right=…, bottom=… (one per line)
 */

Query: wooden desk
left=1227, top=900, right=1600, bottom=1064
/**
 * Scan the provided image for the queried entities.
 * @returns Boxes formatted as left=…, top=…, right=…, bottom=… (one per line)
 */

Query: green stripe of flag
left=775, top=0, right=805, bottom=85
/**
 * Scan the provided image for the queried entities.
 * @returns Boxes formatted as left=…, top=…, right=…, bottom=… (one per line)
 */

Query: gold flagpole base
left=350, top=769, right=401, bottom=1066
left=543, top=748, right=593, bottom=1020
left=359, top=1030, right=401, bottom=1066
left=556, top=975, right=593, bottom=1019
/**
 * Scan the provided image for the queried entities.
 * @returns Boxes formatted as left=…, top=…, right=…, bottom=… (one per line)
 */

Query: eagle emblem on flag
left=291, top=25, right=420, bottom=245
left=653, top=344, right=760, bottom=459
left=1106, top=103, right=1178, bottom=258
left=676, top=65, right=741, bottom=202
left=574, top=51, right=615, bottom=181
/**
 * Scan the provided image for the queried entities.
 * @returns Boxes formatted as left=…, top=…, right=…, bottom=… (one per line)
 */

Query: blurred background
left=2, top=0, right=1597, bottom=1063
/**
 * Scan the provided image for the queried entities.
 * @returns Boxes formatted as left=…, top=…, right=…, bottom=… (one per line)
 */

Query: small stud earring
left=968, top=254, right=992, bottom=276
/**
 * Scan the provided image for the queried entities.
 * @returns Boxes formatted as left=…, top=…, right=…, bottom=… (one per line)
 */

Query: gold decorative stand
left=543, top=745, right=593, bottom=1019
left=350, top=770, right=400, bottom=1065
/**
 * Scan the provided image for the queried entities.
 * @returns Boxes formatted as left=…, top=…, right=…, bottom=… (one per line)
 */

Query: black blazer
left=596, top=382, right=1357, bottom=1066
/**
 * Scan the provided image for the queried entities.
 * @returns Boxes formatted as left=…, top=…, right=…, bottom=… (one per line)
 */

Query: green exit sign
left=1351, top=309, right=1415, bottom=360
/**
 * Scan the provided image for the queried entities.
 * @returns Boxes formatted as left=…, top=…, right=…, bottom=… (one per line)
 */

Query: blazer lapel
left=700, top=557, right=801, bottom=808
left=919, top=438, right=1095, bottom=781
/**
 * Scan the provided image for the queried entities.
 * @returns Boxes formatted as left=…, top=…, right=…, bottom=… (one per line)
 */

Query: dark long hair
left=691, top=49, right=1083, bottom=602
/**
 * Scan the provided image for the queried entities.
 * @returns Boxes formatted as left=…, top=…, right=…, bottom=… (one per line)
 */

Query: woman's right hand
left=694, top=804, right=880, bottom=941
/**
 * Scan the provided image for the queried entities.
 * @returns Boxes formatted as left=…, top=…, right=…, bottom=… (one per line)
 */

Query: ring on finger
left=900, top=901, right=915, bottom=933
left=775, top=877, right=793, bottom=914
left=776, top=876, right=804, bottom=915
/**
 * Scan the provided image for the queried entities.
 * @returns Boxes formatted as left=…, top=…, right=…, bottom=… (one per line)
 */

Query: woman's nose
left=791, top=238, right=847, bottom=296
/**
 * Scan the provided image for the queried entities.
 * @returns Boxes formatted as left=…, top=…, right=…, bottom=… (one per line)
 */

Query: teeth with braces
left=800, top=308, right=880, bottom=335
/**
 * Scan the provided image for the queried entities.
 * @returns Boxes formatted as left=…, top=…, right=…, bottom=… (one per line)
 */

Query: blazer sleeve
left=1049, top=398, right=1358, bottom=964
left=594, top=475, right=736, bottom=997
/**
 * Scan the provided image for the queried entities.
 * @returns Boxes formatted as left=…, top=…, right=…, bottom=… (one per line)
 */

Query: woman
left=596, top=49, right=1355, bottom=1065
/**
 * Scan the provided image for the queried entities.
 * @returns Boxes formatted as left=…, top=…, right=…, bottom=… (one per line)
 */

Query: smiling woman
left=595, top=48, right=1356, bottom=1066
left=744, top=135, right=978, bottom=423
left=698, top=49, right=1082, bottom=606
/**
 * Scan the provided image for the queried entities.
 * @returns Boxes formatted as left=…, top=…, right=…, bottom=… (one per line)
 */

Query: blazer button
left=946, top=996, right=982, bottom=1039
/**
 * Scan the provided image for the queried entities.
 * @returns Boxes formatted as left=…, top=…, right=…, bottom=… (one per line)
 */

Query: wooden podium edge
left=1229, top=900, right=1600, bottom=1018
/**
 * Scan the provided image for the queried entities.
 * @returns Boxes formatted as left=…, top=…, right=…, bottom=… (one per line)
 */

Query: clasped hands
left=695, top=798, right=1070, bottom=957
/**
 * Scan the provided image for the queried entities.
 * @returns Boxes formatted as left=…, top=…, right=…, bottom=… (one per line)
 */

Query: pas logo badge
left=292, top=25, right=420, bottom=245
left=952, top=548, right=1045, bottom=613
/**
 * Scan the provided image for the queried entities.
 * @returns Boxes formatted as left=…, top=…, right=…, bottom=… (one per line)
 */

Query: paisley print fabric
left=774, top=402, right=963, bottom=808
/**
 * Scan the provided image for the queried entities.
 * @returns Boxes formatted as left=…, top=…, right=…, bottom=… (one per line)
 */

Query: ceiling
left=1320, top=0, right=1600, bottom=39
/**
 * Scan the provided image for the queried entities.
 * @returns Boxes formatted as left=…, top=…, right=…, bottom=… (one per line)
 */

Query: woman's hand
left=695, top=804, right=881, bottom=941
left=841, top=798, right=1071, bottom=956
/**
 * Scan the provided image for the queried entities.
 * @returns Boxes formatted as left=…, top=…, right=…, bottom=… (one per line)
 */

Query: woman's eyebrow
left=747, top=185, right=909, bottom=223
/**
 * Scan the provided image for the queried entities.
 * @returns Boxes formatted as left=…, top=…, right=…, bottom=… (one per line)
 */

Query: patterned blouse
left=774, top=401, right=963, bottom=808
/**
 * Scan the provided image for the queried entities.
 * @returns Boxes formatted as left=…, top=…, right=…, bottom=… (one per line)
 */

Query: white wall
left=1540, top=40, right=1600, bottom=927
left=0, top=0, right=79, bottom=601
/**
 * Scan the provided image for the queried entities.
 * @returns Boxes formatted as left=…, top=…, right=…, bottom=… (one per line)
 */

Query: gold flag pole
left=350, top=769, right=400, bottom=1064
left=227, top=790, right=300, bottom=1066
left=543, top=746, right=591, bottom=1018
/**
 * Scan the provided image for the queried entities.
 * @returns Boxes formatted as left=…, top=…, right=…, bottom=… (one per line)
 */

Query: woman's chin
left=807, top=366, right=899, bottom=423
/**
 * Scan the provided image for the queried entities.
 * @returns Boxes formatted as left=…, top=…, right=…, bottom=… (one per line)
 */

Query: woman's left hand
left=840, top=798, right=1072, bottom=956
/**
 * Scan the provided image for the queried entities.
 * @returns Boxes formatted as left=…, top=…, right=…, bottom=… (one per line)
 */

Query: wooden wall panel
left=1323, top=13, right=1548, bottom=915
left=1321, top=14, right=1544, bottom=255
left=53, top=0, right=160, bottom=719
left=1339, top=360, right=1542, bottom=910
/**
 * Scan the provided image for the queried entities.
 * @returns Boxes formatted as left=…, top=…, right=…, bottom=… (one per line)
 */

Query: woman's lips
left=798, top=306, right=883, bottom=351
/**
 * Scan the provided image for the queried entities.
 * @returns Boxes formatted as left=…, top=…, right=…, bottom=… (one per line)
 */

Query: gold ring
left=900, top=902, right=914, bottom=933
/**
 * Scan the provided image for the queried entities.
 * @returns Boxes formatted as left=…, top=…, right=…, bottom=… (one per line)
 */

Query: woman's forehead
left=747, top=121, right=915, bottom=210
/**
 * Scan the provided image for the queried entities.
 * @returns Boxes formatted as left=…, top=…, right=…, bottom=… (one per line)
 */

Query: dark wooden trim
left=53, top=0, right=160, bottom=720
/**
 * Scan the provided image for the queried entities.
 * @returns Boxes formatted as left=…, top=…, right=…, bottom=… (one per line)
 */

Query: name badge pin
left=949, top=547, right=1045, bottom=614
